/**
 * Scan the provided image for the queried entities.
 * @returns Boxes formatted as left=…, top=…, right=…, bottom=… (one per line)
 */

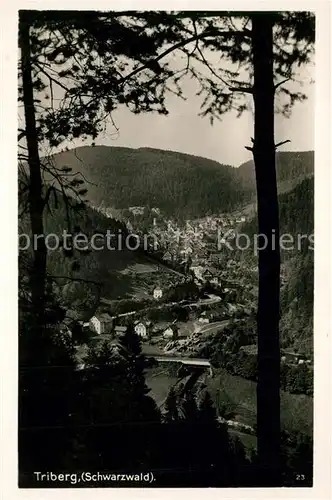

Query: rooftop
left=93, top=312, right=113, bottom=322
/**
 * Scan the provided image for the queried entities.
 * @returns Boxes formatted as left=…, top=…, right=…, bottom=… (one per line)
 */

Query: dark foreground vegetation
left=19, top=313, right=313, bottom=487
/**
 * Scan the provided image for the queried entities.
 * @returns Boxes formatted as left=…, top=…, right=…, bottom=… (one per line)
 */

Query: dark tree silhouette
left=251, top=13, right=281, bottom=483
left=163, top=386, right=179, bottom=422
left=19, top=14, right=47, bottom=329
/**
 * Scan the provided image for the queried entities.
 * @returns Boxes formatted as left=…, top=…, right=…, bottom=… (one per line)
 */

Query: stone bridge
left=148, top=354, right=213, bottom=376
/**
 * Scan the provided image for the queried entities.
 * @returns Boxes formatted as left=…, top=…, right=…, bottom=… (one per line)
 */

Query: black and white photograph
left=1, top=2, right=331, bottom=495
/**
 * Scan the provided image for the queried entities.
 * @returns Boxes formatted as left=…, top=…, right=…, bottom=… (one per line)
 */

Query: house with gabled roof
left=153, top=286, right=163, bottom=300
left=134, top=321, right=147, bottom=338
left=89, top=312, right=113, bottom=335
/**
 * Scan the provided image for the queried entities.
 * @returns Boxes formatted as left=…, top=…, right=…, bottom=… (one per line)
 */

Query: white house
left=181, top=245, right=193, bottom=256
left=162, top=326, right=177, bottom=339
left=189, top=265, right=204, bottom=281
left=153, top=286, right=163, bottom=300
left=198, top=312, right=210, bottom=324
left=89, top=313, right=113, bottom=335
left=129, top=206, right=145, bottom=215
left=134, top=321, right=147, bottom=338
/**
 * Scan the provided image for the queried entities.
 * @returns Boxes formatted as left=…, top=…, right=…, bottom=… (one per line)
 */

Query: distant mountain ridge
left=43, top=146, right=314, bottom=219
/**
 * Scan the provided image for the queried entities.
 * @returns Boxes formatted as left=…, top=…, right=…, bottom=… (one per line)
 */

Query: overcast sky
left=20, top=43, right=314, bottom=168
left=91, top=62, right=314, bottom=167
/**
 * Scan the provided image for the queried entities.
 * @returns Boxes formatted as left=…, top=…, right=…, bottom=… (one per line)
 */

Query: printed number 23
left=296, top=474, right=305, bottom=481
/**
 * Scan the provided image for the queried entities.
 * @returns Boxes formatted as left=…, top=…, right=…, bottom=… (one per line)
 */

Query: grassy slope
left=207, top=369, right=313, bottom=437
left=145, top=367, right=313, bottom=438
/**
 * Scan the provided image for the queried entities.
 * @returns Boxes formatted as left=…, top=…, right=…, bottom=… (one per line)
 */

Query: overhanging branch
left=275, top=139, right=291, bottom=149
left=229, top=86, right=253, bottom=94
left=121, top=29, right=250, bottom=85
left=274, top=78, right=290, bottom=90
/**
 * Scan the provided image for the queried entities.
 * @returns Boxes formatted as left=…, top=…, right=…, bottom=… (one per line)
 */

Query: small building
left=198, top=315, right=210, bottom=324
left=162, top=325, right=178, bottom=340
left=114, top=325, right=128, bottom=336
left=134, top=321, right=147, bottom=338
left=162, top=251, right=172, bottom=261
left=203, top=269, right=213, bottom=279
left=128, top=206, right=145, bottom=215
left=190, top=265, right=204, bottom=281
left=227, top=303, right=237, bottom=314
left=281, top=350, right=302, bottom=364
left=89, top=313, right=113, bottom=335
left=153, top=286, right=163, bottom=300
left=183, top=245, right=193, bottom=255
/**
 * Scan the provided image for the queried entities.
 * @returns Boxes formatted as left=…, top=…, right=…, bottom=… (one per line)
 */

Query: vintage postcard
left=1, top=1, right=331, bottom=498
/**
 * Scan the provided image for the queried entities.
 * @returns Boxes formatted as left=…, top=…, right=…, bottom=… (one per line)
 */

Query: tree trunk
left=19, top=14, right=47, bottom=327
left=252, top=13, right=281, bottom=485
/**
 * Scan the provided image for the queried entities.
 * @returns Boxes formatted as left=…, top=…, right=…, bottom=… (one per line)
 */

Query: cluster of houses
left=128, top=206, right=145, bottom=216
left=281, top=349, right=312, bottom=365
left=87, top=310, right=211, bottom=341
left=129, top=210, right=248, bottom=265
left=128, top=206, right=161, bottom=217
left=189, top=265, right=224, bottom=286
left=89, top=313, right=151, bottom=338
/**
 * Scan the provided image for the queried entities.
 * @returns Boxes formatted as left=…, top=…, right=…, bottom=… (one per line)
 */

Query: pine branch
left=275, top=139, right=291, bottom=149
left=120, top=29, right=250, bottom=85
left=274, top=78, right=290, bottom=90
left=35, top=62, right=70, bottom=93
left=229, top=86, right=253, bottom=94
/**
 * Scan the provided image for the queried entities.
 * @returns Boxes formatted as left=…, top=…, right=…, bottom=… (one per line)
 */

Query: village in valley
left=15, top=9, right=317, bottom=487
left=71, top=206, right=311, bottom=379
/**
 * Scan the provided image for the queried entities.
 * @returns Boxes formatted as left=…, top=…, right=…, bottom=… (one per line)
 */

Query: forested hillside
left=19, top=190, right=152, bottom=315
left=279, top=178, right=314, bottom=354
left=236, top=151, right=314, bottom=195
left=44, top=146, right=248, bottom=219
left=239, top=177, right=314, bottom=355
left=42, top=146, right=314, bottom=219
